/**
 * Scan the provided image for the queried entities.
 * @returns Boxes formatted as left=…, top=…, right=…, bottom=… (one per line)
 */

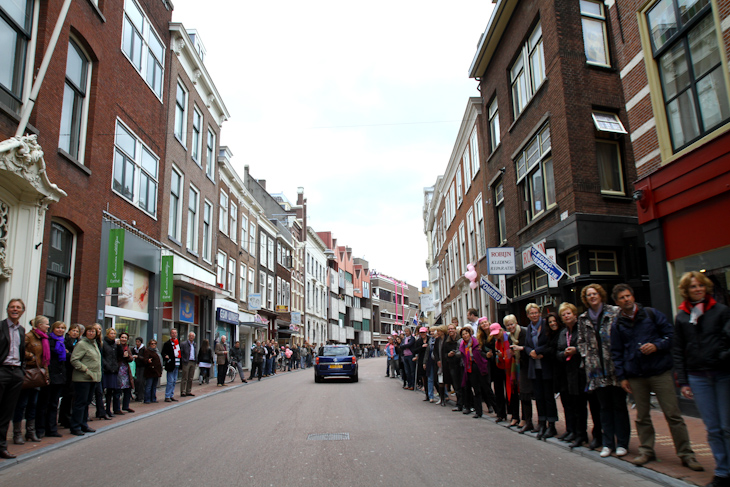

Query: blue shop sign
left=217, top=307, right=239, bottom=325
left=179, top=290, right=195, bottom=323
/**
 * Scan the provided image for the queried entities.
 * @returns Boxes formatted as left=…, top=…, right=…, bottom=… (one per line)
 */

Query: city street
left=0, top=358, right=677, bottom=487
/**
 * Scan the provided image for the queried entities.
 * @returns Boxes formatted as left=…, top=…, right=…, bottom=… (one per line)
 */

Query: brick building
left=464, top=0, right=646, bottom=322
left=159, top=24, right=228, bottom=349
left=610, top=0, right=730, bottom=318
left=423, top=98, right=490, bottom=326
left=370, top=272, right=420, bottom=344
left=0, top=0, right=175, bottom=338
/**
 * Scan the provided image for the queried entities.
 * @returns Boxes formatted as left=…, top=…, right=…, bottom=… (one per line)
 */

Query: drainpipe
left=15, top=0, right=74, bottom=137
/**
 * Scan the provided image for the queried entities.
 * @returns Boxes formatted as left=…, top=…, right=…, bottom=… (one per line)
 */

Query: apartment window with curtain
left=474, top=194, right=485, bottom=259
left=646, top=0, right=730, bottom=151
left=581, top=0, right=611, bottom=66
left=187, top=186, right=199, bottom=253
left=0, top=0, right=33, bottom=112
left=202, top=199, right=212, bottom=262
left=59, top=40, right=91, bottom=163
left=511, top=22, right=545, bottom=117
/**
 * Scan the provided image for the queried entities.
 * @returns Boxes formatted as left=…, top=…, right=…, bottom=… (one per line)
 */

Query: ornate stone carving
left=0, top=135, right=67, bottom=202
left=193, top=69, right=202, bottom=85
left=0, top=200, right=12, bottom=279
left=173, top=35, right=186, bottom=56
left=207, top=94, right=215, bottom=109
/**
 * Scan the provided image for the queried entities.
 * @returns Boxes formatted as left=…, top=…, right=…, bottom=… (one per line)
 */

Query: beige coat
left=70, top=337, right=102, bottom=382
left=215, top=342, right=228, bottom=365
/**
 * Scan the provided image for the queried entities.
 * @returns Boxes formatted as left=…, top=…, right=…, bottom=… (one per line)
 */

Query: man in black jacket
left=179, top=332, right=197, bottom=397
left=0, top=299, right=26, bottom=459
left=161, top=329, right=180, bottom=402
left=610, top=283, right=703, bottom=471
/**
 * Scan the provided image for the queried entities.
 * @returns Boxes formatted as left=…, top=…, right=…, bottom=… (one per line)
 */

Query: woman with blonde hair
left=12, top=315, right=50, bottom=444
left=673, top=271, right=730, bottom=487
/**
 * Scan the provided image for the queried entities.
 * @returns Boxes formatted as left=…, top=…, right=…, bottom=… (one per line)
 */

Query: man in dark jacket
left=161, top=329, right=180, bottom=402
left=0, top=299, right=26, bottom=458
left=610, top=284, right=703, bottom=471
left=179, top=332, right=197, bottom=397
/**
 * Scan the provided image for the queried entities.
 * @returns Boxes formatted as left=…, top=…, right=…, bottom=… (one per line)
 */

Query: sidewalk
left=1, top=365, right=307, bottom=467
left=434, top=385, right=714, bottom=486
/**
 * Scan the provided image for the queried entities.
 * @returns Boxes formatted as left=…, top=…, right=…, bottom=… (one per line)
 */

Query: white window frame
left=566, top=251, right=580, bottom=277
left=186, top=184, right=199, bottom=253
left=227, top=257, right=235, bottom=292
left=248, top=267, right=255, bottom=298
left=229, top=201, right=237, bottom=243
left=259, top=271, right=266, bottom=304
left=495, top=181, right=507, bottom=244
left=456, top=167, right=463, bottom=207
left=112, top=119, right=159, bottom=217
left=121, top=0, right=165, bottom=99
left=0, top=0, right=35, bottom=112
left=488, top=97, right=500, bottom=152
left=470, top=128, right=480, bottom=178
left=267, top=275, right=274, bottom=309
left=510, top=22, right=545, bottom=117
left=168, top=166, right=183, bottom=241
left=459, top=223, right=467, bottom=271
left=219, top=191, right=228, bottom=235
left=239, top=262, right=247, bottom=301
left=216, top=251, right=226, bottom=286
left=596, top=140, right=626, bottom=196
left=260, top=232, right=266, bottom=266
left=267, top=238, right=274, bottom=270
left=277, top=276, right=282, bottom=307
left=174, top=80, right=187, bottom=145
left=449, top=183, right=456, bottom=223
left=202, top=199, right=212, bottom=262
left=463, top=149, right=472, bottom=191
left=249, top=221, right=257, bottom=255
left=206, top=127, right=216, bottom=180
left=240, top=214, right=248, bottom=252
left=466, top=208, right=476, bottom=264
left=191, top=106, right=202, bottom=165
left=515, top=125, right=554, bottom=222
left=474, top=194, right=485, bottom=259
left=59, top=38, right=92, bottom=164
left=589, top=250, right=618, bottom=275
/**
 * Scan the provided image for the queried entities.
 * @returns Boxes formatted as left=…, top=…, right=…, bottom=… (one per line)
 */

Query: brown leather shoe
left=0, top=449, right=17, bottom=459
left=631, top=454, right=656, bottom=466
left=682, top=457, right=704, bottom=472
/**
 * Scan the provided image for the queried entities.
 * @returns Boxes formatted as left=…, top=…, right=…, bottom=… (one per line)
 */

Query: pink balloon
left=469, top=281, right=478, bottom=290
left=467, top=263, right=475, bottom=272
left=465, top=270, right=478, bottom=282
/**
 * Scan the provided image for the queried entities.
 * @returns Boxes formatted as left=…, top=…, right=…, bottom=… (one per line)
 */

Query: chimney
left=258, top=179, right=266, bottom=190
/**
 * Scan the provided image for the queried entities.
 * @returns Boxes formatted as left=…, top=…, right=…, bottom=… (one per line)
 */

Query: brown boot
left=12, top=422, right=24, bottom=445
left=25, top=419, right=40, bottom=442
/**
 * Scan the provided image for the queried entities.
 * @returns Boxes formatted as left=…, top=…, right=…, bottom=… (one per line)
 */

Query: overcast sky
left=170, top=0, right=495, bottom=288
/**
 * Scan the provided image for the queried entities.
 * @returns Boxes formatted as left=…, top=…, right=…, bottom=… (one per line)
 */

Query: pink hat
left=489, top=323, right=502, bottom=336
left=419, top=326, right=428, bottom=333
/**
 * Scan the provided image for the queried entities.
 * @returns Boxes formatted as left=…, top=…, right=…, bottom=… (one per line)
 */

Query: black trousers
left=0, top=365, right=23, bottom=450
left=217, top=364, right=227, bottom=385
left=447, top=365, right=463, bottom=408
left=532, top=369, right=558, bottom=423
left=561, top=392, right=589, bottom=437
left=463, top=368, right=486, bottom=416
left=250, top=361, right=263, bottom=379
left=491, top=367, right=508, bottom=418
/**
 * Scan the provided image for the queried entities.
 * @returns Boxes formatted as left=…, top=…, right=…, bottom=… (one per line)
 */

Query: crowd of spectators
left=384, top=274, right=730, bottom=487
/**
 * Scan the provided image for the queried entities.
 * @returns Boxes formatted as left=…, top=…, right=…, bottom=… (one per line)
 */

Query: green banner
left=106, top=228, right=125, bottom=287
left=160, top=255, right=174, bottom=302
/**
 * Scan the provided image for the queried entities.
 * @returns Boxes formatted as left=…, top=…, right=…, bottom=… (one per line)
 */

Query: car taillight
left=315, top=357, right=319, bottom=365
left=352, top=356, right=357, bottom=364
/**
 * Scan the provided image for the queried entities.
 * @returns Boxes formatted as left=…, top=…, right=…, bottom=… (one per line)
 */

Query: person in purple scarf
left=36, top=321, right=68, bottom=438
left=459, top=326, right=489, bottom=418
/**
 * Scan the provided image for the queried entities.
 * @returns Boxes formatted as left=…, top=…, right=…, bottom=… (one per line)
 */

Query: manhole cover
left=307, top=433, right=350, bottom=441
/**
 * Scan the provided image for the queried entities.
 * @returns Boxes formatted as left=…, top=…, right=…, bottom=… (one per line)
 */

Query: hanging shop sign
left=530, top=244, right=566, bottom=282
left=179, top=289, right=195, bottom=323
left=488, top=247, right=516, bottom=275
left=107, top=228, right=125, bottom=287
left=160, top=255, right=173, bottom=302
left=479, top=275, right=504, bottom=303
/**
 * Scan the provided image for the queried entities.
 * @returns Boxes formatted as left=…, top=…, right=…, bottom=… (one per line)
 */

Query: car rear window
left=320, top=346, right=351, bottom=357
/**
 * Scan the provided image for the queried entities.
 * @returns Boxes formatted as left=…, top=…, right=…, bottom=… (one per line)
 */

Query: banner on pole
left=107, top=229, right=125, bottom=287
left=530, top=244, right=566, bottom=282
left=160, top=255, right=173, bottom=302
left=479, top=275, right=504, bottom=303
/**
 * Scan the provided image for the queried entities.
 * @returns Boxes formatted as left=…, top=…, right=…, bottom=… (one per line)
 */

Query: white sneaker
left=600, top=447, right=612, bottom=458
left=616, top=447, right=628, bottom=457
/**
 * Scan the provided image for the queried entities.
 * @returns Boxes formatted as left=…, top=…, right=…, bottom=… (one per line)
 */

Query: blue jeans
left=145, top=377, right=159, bottom=403
left=13, top=388, right=38, bottom=422
left=402, top=355, right=416, bottom=387
left=165, top=367, right=178, bottom=399
left=689, top=372, right=730, bottom=477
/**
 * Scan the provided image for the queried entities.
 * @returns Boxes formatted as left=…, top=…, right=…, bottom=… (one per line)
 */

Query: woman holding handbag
left=13, top=315, right=51, bottom=444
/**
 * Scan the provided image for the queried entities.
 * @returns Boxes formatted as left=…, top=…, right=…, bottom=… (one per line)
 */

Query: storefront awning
left=240, top=321, right=267, bottom=328
left=174, top=274, right=227, bottom=295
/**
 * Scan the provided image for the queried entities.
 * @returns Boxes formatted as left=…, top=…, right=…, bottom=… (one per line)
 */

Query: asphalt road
left=0, top=358, right=669, bottom=487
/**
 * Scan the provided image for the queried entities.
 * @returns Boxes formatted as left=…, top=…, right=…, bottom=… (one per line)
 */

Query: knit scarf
left=508, top=325, right=522, bottom=361
left=35, top=329, right=51, bottom=367
left=588, top=304, right=603, bottom=324
left=49, top=332, right=67, bottom=361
